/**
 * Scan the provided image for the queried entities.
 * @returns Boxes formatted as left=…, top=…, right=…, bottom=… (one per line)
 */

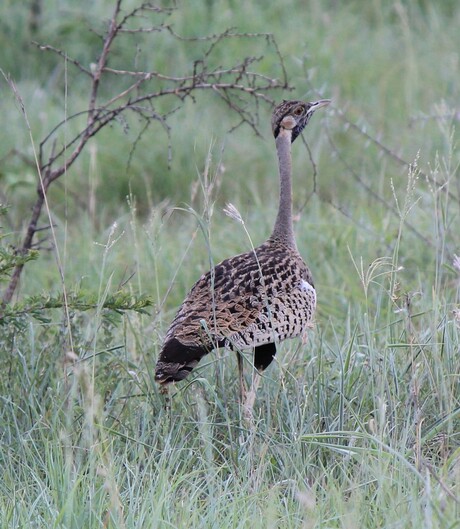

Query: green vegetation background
left=0, top=0, right=459, bottom=527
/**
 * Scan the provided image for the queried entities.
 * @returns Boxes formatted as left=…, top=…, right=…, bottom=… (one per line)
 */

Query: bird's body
left=155, top=237, right=316, bottom=383
left=155, top=98, right=330, bottom=392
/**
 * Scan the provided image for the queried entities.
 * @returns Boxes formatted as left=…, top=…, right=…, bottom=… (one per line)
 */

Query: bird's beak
left=309, top=99, right=331, bottom=111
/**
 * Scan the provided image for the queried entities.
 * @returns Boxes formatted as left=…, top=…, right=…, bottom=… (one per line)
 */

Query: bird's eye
left=294, top=106, right=304, bottom=116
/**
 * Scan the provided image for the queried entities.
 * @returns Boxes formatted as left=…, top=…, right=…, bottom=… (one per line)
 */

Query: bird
left=155, top=98, right=330, bottom=412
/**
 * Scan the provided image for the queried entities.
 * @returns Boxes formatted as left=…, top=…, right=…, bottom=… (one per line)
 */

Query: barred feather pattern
left=154, top=237, right=316, bottom=383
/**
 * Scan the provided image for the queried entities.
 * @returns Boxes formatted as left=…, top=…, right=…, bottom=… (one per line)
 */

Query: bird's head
left=271, top=99, right=331, bottom=143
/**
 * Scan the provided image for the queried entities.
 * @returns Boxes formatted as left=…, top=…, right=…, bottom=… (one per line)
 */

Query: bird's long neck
left=270, top=129, right=296, bottom=248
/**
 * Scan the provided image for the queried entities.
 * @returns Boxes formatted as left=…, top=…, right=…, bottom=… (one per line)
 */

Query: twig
left=324, top=123, right=436, bottom=250
left=31, top=42, right=92, bottom=77
left=296, top=135, right=318, bottom=213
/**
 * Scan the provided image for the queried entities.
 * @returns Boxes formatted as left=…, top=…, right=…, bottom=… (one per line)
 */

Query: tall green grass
left=1, top=0, right=459, bottom=527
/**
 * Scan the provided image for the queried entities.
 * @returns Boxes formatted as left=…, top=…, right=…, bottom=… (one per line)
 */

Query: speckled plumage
left=155, top=98, right=330, bottom=385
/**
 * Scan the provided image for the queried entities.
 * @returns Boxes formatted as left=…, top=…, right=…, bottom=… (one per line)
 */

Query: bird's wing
left=164, top=242, right=315, bottom=349
left=164, top=248, right=265, bottom=347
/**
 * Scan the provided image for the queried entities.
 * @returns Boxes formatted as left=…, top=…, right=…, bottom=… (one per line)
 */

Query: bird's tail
left=154, top=337, right=210, bottom=384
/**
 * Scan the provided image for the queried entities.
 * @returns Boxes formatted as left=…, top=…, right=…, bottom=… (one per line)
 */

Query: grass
left=1, top=0, right=460, bottom=527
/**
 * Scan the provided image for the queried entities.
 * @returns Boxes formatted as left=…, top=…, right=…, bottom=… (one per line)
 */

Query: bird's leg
left=243, top=369, right=261, bottom=422
left=241, top=342, right=276, bottom=420
left=159, top=383, right=171, bottom=412
left=237, top=351, right=247, bottom=403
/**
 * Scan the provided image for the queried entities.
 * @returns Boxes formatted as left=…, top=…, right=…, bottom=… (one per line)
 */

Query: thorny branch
left=295, top=85, right=458, bottom=257
left=1, top=1, right=290, bottom=310
left=323, top=124, right=436, bottom=250
left=300, top=79, right=459, bottom=249
left=334, top=108, right=460, bottom=206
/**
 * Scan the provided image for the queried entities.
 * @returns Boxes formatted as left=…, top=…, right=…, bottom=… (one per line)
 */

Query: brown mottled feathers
left=155, top=98, right=330, bottom=385
left=155, top=238, right=316, bottom=383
